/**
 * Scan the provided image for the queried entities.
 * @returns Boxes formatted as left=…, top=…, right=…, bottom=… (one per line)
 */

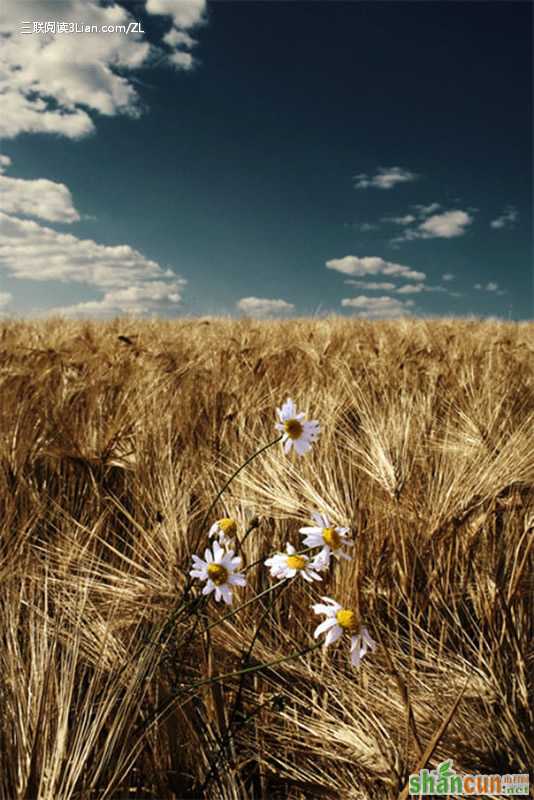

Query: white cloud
left=163, top=28, right=196, bottom=48
left=345, top=280, right=396, bottom=290
left=383, top=214, right=416, bottom=225
left=442, top=272, right=454, bottom=281
left=0, top=0, right=205, bottom=139
left=0, top=211, right=187, bottom=315
left=343, top=272, right=457, bottom=297
left=146, top=0, right=206, bottom=29
left=341, top=295, right=415, bottom=318
left=395, top=283, right=450, bottom=295
left=395, top=283, right=425, bottom=294
left=168, top=50, right=194, bottom=69
left=418, top=210, right=472, bottom=239
left=392, top=209, right=473, bottom=244
left=0, top=157, right=80, bottom=223
left=0, top=291, right=12, bottom=308
left=0, top=212, right=178, bottom=287
left=236, top=297, right=295, bottom=317
left=326, top=255, right=426, bottom=282
left=163, top=26, right=197, bottom=68
left=490, top=206, right=518, bottom=229
left=358, top=222, right=379, bottom=232
left=353, top=166, right=418, bottom=190
left=47, top=281, right=186, bottom=317
left=413, top=202, right=441, bottom=217
left=474, top=281, right=506, bottom=295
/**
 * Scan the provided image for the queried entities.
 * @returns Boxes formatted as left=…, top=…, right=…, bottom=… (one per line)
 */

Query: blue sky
left=0, top=0, right=531, bottom=320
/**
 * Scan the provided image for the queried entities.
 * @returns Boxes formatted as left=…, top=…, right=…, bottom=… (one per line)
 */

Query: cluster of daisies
left=189, top=398, right=376, bottom=668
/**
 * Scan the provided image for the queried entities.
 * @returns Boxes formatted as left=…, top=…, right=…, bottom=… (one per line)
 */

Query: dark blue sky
left=1, top=1, right=532, bottom=319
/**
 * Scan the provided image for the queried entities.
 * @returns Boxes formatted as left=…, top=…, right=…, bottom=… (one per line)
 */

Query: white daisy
left=309, top=548, right=331, bottom=573
left=189, top=540, right=246, bottom=605
left=208, top=517, right=238, bottom=547
left=275, top=398, right=320, bottom=456
left=300, top=512, right=353, bottom=566
left=264, top=542, right=323, bottom=583
left=312, top=596, right=376, bottom=667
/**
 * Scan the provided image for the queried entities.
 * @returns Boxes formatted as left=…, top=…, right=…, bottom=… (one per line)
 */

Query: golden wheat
left=0, top=316, right=532, bottom=799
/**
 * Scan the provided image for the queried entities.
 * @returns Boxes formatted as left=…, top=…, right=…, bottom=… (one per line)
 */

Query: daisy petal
left=324, top=625, right=343, bottom=647
left=212, top=540, right=223, bottom=561
left=189, top=569, right=207, bottom=579
left=294, top=439, right=310, bottom=456
left=229, top=573, right=247, bottom=586
left=220, top=585, right=233, bottom=605
left=314, top=617, right=338, bottom=638
left=312, top=603, right=338, bottom=616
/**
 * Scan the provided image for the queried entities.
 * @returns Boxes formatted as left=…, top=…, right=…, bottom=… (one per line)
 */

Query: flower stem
left=205, top=578, right=288, bottom=631
left=179, top=640, right=323, bottom=693
left=199, top=434, right=283, bottom=534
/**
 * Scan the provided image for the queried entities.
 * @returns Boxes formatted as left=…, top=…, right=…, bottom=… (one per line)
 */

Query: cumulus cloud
left=0, top=211, right=187, bottom=316
left=163, top=28, right=196, bottom=48
left=413, top=202, right=441, bottom=217
left=345, top=280, right=396, bottom=290
left=337, top=259, right=459, bottom=299
left=236, top=297, right=295, bottom=317
left=0, top=213, right=168, bottom=286
left=392, top=209, right=473, bottom=244
left=490, top=206, right=518, bottom=229
left=353, top=166, right=418, bottom=190
left=418, top=210, right=472, bottom=238
left=47, top=281, right=186, bottom=317
left=382, top=214, right=416, bottom=225
left=395, top=283, right=451, bottom=295
left=146, top=0, right=206, bottom=29
left=395, top=284, right=425, bottom=294
left=0, top=156, right=80, bottom=223
left=0, top=0, right=205, bottom=139
left=474, top=281, right=506, bottom=295
left=326, top=255, right=426, bottom=282
left=341, top=295, right=415, bottom=319
left=0, top=292, right=12, bottom=308
left=442, top=272, right=455, bottom=281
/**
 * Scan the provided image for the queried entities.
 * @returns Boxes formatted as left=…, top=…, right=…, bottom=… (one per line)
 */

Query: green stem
left=199, top=433, right=283, bottom=536
left=228, top=577, right=292, bottom=732
left=205, top=578, right=288, bottom=631
left=150, top=434, right=283, bottom=653
left=179, top=640, right=323, bottom=693
left=132, top=641, right=323, bottom=742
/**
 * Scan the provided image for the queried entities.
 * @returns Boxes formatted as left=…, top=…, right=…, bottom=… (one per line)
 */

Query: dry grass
left=0, top=315, right=532, bottom=800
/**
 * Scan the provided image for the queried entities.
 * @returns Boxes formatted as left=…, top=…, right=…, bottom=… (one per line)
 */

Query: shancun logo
left=408, top=759, right=529, bottom=796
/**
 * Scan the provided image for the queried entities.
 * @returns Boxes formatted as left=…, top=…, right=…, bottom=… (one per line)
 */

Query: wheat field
left=0, top=316, right=532, bottom=800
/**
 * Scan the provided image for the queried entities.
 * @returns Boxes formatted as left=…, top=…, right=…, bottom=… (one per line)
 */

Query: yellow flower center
left=322, top=527, right=341, bottom=549
left=286, top=554, right=306, bottom=570
left=335, top=609, right=358, bottom=631
left=284, top=418, right=303, bottom=439
left=217, top=518, right=237, bottom=536
left=207, top=563, right=229, bottom=585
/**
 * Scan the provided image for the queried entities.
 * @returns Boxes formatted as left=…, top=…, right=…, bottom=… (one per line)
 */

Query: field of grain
left=0, top=316, right=532, bottom=800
